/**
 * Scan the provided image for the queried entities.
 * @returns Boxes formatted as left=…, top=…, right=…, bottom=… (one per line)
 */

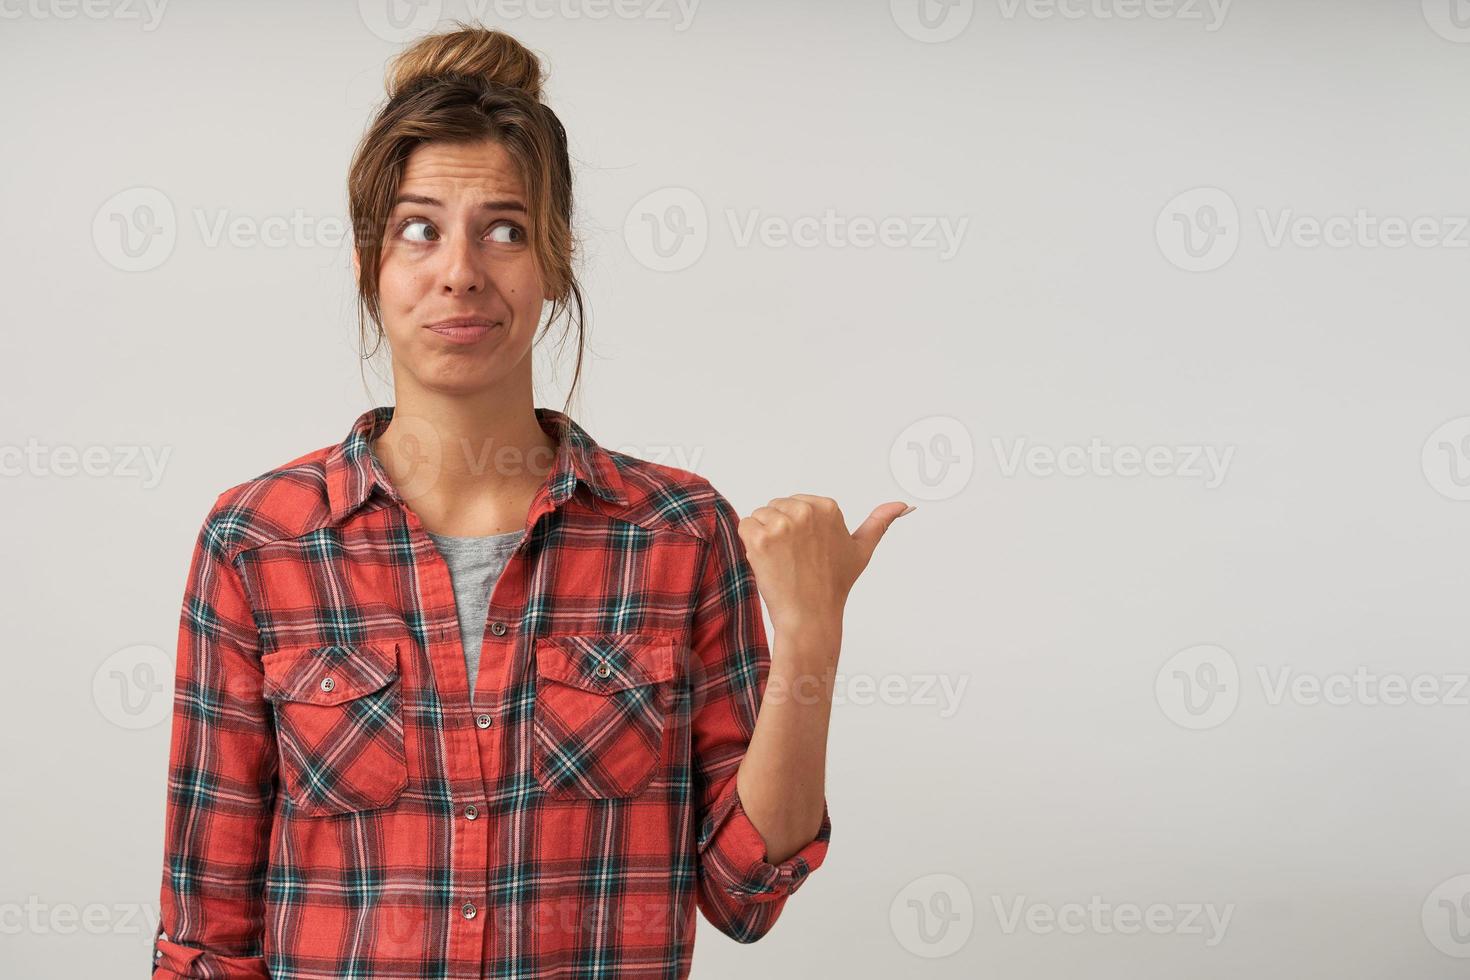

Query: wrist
left=772, top=609, right=843, bottom=643
left=774, top=623, right=840, bottom=670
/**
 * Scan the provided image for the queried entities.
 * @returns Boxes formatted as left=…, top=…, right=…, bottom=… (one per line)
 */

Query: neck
left=371, top=380, right=560, bottom=535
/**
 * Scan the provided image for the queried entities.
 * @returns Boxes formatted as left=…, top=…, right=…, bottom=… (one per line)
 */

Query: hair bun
left=386, top=23, right=545, bottom=101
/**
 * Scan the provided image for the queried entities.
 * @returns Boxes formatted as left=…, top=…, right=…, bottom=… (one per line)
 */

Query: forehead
left=397, top=139, right=525, bottom=199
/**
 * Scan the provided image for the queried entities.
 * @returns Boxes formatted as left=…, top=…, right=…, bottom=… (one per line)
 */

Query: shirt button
left=595, top=662, right=612, bottom=679
left=476, top=713, right=493, bottom=729
left=320, top=676, right=335, bottom=692
left=461, top=902, right=478, bottom=920
left=489, top=621, right=507, bottom=636
left=464, top=804, right=479, bottom=820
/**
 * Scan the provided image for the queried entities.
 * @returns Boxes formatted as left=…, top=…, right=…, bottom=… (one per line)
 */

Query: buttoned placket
left=371, top=452, right=573, bottom=970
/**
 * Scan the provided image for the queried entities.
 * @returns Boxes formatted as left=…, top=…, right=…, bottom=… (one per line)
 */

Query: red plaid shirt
left=153, top=406, right=831, bottom=979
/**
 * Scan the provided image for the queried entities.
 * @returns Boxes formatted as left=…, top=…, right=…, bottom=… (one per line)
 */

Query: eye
left=398, top=218, right=438, bottom=243
left=487, top=221, right=525, bottom=245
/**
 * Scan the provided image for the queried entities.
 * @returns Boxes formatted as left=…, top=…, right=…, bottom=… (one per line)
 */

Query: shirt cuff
left=152, top=933, right=271, bottom=979
left=700, top=780, right=831, bottom=903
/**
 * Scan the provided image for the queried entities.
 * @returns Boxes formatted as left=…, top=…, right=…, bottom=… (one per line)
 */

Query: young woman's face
left=365, top=138, right=551, bottom=395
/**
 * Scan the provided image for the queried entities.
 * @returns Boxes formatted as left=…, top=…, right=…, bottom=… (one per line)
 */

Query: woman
left=153, top=24, right=911, bottom=979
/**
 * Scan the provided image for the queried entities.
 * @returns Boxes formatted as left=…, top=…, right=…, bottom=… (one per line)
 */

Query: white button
left=461, top=902, right=477, bottom=919
left=475, top=713, right=493, bottom=729
left=320, top=676, right=335, bottom=692
left=595, top=662, right=612, bottom=678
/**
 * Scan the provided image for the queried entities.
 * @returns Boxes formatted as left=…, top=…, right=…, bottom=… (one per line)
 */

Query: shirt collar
left=324, top=405, right=628, bottom=525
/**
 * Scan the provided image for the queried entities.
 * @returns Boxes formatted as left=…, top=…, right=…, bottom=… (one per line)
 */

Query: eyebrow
left=391, top=194, right=526, bottom=213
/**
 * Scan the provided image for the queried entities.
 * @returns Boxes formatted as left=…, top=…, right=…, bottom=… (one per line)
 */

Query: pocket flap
left=262, top=641, right=401, bottom=705
left=535, top=633, right=676, bottom=693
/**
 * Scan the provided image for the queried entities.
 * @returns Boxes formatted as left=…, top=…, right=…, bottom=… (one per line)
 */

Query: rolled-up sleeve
left=153, top=496, right=276, bottom=978
left=689, top=486, right=832, bottom=942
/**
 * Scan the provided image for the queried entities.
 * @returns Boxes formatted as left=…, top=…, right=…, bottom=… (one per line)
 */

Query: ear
left=351, top=247, right=361, bottom=280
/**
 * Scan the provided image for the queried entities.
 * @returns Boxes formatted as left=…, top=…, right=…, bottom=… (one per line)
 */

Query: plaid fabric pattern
left=153, top=405, right=832, bottom=979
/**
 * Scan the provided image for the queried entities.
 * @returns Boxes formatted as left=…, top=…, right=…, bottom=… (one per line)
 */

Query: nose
left=438, top=228, right=484, bottom=295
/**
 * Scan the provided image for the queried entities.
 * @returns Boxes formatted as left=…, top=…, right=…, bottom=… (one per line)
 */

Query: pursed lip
left=424, top=316, right=502, bottom=344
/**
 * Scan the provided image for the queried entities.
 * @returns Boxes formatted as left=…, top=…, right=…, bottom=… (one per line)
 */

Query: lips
left=425, top=317, right=502, bottom=345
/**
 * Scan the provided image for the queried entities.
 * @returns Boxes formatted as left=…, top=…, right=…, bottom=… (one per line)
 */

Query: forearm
left=734, top=615, right=840, bottom=864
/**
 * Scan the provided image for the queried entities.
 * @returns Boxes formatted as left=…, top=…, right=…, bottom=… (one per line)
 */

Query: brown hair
left=348, top=22, right=586, bottom=410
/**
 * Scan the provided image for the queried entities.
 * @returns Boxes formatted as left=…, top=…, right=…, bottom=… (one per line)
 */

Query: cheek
left=505, top=262, right=550, bottom=306
left=378, top=258, right=427, bottom=312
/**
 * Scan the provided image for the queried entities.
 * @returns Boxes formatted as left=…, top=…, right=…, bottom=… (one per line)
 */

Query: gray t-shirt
left=427, top=529, right=522, bottom=700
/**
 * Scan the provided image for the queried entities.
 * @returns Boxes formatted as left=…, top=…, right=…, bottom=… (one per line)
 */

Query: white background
left=3, top=0, right=1470, bottom=977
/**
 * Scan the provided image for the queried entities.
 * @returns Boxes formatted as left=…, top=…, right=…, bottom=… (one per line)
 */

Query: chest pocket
left=261, top=641, right=408, bottom=817
left=532, top=632, right=677, bottom=800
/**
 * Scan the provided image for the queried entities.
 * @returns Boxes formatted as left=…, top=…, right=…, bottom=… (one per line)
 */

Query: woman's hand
left=739, top=494, right=914, bottom=640
left=732, top=493, right=913, bottom=862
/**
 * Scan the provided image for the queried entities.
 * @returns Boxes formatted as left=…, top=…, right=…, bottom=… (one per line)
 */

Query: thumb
left=851, top=501, right=915, bottom=562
